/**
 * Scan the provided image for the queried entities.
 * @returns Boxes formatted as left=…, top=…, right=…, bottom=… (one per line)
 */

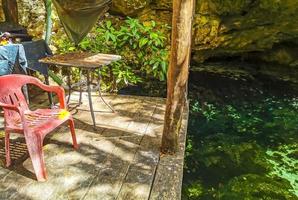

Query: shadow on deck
left=0, top=91, right=188, bottom=200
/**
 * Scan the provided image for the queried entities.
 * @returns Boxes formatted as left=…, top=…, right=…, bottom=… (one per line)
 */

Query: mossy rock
left=152, top=0, right=172, bottom=10
left=138, top=9, right=172, bottom=26
left=219, top=174, right=297, bottom=200
left=266, top=144, right=298, bottom=196
left=111, top=0, right=151, bottom=16
left=3, top=0, right=298, bottom=70
left=193, top=0, right=298, bottom=62
left=196, top=136, right=271, bottom=185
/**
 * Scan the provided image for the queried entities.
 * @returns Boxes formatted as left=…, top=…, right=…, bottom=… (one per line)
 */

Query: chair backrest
left=0, top=75, right=35, bottom=126
left=0, top=74, right=30, bottom=108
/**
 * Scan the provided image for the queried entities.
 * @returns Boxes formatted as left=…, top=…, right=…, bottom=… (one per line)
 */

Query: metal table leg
left=44, top=74, right=53, bottom=107
left=67, top=68, right=71, bottom=104
left=86, top=70, right=96, bottom=128
left=97, top=69, right=115, bottom=112
left=78, top=69, right=83, bottom=105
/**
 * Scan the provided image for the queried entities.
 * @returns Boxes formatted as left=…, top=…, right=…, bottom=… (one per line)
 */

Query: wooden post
left=43, top=0, right=52, bottom=44
left=161, top=0, right=195, bottom=153
left=2, top=0, right=18, bottom=24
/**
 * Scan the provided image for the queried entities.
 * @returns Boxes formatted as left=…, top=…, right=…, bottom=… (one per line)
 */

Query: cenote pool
left=182, top=62, right=298, bottom=200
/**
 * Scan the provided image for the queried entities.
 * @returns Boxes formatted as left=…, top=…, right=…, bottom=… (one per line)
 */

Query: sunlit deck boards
left=0, top=92, right=188, bottom=200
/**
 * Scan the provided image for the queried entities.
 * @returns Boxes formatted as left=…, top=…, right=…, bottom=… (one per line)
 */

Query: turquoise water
left=182, top=63, right=298, bottom=200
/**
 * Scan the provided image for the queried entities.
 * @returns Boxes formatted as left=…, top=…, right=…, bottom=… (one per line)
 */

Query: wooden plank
left=115, top=137, right=159, bottom=200
left=51, top=138, right=125, bottom=200
left=18, top=136, right=119, bottom=199
left=125, top=97, right=162, bottom=135
left=82, top=136, right=141, bottom=200
left=0, top=171, right=34, bottom=200
left=116, top=103, right=165, bottom=200
left=69, top=93, right=144, bottom=132
left=83, top=98, right=159, bottom=199
left=149, top=103, right=189, bottom=200
left=149, top=159, right=184, bottom=200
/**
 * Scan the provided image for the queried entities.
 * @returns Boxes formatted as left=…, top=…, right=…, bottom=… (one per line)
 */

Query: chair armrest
left=0, top=102, right=30, bottom=129
left=32, top=81, right=66, bottom=109
left=0, top=102, right=19, bottom=111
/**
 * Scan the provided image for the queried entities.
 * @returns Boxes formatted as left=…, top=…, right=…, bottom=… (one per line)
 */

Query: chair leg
left=5, top=130, right=11, bottom=167
left=68, top=119, right=78, bottom=149
left=26, top=135, right=47, bottom=182
left=44, top=75, right=53, bottom=107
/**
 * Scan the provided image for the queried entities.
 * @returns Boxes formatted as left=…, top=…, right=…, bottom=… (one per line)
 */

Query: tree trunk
left=2, top=0, right=18, bottom=24
left=161, top=0, right=195, bottom=154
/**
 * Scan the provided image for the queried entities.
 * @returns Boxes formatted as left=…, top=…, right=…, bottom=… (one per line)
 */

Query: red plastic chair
left=0, top=74, right=78, bottom=181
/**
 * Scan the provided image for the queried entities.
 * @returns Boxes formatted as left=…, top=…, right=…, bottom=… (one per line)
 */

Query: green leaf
left=151, top=20, right=156, bottom=27
left=139, top=38, right=148, bottom=48
left=153, top=62, right=159, bottom=70
left=149, top=60, right=155, bottom=65
left=150, top=33, right=158, bottom=39
left=110, top=34, right=117, bottom=42
left=161, top=61, right=167, bottom=74
left=106, top=21, right=112, bottom=28
left=68, top=46, right=76, bottom=51
left=137, top=52, right=143, bottom=58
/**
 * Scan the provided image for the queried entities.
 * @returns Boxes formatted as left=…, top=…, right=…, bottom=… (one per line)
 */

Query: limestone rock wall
left=17, top=0, right=46, bottom=38
left=1, top=0, right=298, bottom=67
left=193, top=0, right=298, bottom=65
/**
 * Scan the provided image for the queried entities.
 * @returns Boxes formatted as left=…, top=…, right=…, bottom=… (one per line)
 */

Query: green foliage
left=53, top=17, right=170, bottom=91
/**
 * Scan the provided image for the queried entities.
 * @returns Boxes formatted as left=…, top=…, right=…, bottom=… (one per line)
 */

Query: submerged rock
left=196, top=135, right=271, bottom=185
left=182, top=180, right=205, bottom=200
left=219, top=174, right=297, bottom=200
left=267, top=144, right=298, bottom=197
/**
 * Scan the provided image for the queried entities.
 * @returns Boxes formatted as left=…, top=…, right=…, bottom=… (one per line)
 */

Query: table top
left=39, top=52, right=121, bottom=69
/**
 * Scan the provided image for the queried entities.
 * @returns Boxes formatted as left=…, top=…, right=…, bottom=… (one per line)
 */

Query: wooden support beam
left=161, top=0, right=195, bottom=154
left=2, top=0, right=18, bottom=24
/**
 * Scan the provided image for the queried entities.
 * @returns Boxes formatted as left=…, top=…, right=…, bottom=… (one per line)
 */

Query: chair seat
left=7, top=109, right=71, bottom=135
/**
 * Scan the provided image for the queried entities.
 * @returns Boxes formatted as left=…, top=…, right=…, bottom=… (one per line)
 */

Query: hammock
left=52, top=0, right=111, bottom=44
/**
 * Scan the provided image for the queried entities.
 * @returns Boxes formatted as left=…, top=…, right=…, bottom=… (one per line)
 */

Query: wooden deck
left=0, top=91, right=188, bottom=200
